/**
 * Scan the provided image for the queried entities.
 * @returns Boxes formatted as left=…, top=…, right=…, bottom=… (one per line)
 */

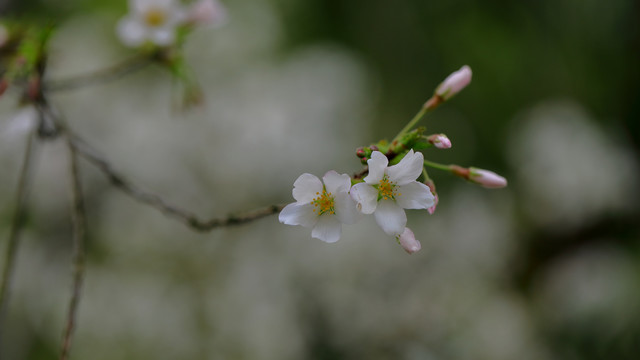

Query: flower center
left=144, top=8, right=168, bottom=27
left=378, top=175, right=400, bottom=200
left=311, top=189, right=335, bottom=216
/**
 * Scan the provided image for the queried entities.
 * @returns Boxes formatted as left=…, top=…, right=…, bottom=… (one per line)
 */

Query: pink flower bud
left=424, top=180, right=438, bottom=214
left=427, top=134, right=452, bottom=149
left=428, top=193, right=439, bottom=215
left=397, top=228, right=421, bottom=254
left=469, top=167, right=507, bottom=188
left=187, top=0, right=227, bottom=27
left=435, top=65, right=472, bottom=100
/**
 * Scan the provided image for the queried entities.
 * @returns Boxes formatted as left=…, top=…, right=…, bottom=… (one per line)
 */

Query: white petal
left=322, top=170, right=351, bottom=195
left=311, top=215, right=342, bottom=243
left=151, top=26, right=176, bottom=46
left=374, top=200, right=407, bottom=236
left=1, top=106, right=38, bottom=140
left=364, top=151, right=388, bottom=185
left=335, top=192, right=360, bottom=225
left=395, top=182, right=435, bottom=209
left=387, top=150, right=424, bottom=185
left=350, top=183, right=378, bottom=214
left=116, top=17, right=148, bottom=47
left=292, top=173, right=323, bottom=203
left=278, top=203, right=317, bottom=228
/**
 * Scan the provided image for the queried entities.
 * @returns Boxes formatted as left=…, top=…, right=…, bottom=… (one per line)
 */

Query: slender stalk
left=423, top=159, right=452, bottom=172
left=59, top=141, right=87, bottom=360
left=421, top=167, right=432, bottom=183
left=393, top=95, right=443, bottom=142
left=0, top=134, right=37, bottom=357
left=393, top=107, right=428, bottom=142
left=44, top=54, right=152, bottom=92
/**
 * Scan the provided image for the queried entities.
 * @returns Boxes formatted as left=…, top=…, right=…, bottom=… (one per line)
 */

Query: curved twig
left=67, top=133, right=284, bottom=232
left=0, top=133, right=37, bottom=357
left=59, top=140, right=87, bottom=360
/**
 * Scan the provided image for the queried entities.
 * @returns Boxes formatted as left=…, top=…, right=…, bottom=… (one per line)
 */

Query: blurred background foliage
left=0, top=0, right=639, bottom=359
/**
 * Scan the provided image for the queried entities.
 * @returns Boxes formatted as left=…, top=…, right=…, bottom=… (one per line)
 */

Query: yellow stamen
left=144, top=8, right=168, bottom=27
left=311, top=189, right=335, bottom=216
left=378, top=175, right=398, bottom=200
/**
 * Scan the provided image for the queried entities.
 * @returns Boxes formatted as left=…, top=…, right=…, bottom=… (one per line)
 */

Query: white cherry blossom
left=350, top=150, right=435, bottom=236
left=117, top=0, right=186, bottom=47
left=279, top=171, right=359, bottom=243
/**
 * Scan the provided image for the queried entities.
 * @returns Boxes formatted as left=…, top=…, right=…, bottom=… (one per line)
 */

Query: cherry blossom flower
left=279, top=171, right=360, bottom=243
left=350, top=150, right=435, bottom=236
left=397, top=228, right=421, bottom=254
left=435, top=65, right=472, bottom=100
left=117, top=0, right=186, bottom=47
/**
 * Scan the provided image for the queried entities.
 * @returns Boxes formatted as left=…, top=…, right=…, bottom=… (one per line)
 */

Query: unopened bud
left=428, top=194, right=439, bottom=215
left=427, top=134, right=451, bottom=149
left=424, top=180, right=439, bottom=214
left=356, top=147, right=366, bottom=158
left=396, top=228, right=421, bottom=254
left=469, top=167, right=507, bottom=188
left=435, top=65, right=472, bottom=100
left=187, top=0, right=228, bottom=27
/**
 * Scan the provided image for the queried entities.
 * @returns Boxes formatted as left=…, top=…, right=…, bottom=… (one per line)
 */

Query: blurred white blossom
left=509, top=102, right=639, bottom=228
left=117, top=0, right=186, bottom=47
left=0, top=106, right=38, bottom=141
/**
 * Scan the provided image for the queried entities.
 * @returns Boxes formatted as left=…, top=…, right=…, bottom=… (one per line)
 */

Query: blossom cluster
left=280, top=150, right=435, bottom=253
left=117, top=0, right=226, bottom=47
left=279, top=65, right=507, bottom=254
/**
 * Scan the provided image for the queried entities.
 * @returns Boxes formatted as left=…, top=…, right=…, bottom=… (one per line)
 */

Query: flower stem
left=0, top=133, right=37, bottom=354
left=421, top=167, right=432, bottom=182
left=59, top=140, right=87, bottom=360
left=423, top=159, right=452, bottom=172
left=393, top=95, right=443, bottom=142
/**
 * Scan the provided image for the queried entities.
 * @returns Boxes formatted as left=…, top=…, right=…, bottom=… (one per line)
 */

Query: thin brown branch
left=352, top=167, right=368, bottom=180
left=0, top=134, right=37, bottom=357
left=44, top=54, right=152, bottom=92
left=59, top=140, right=87, bottom=360
left=66, top=133, right=285, bottom=232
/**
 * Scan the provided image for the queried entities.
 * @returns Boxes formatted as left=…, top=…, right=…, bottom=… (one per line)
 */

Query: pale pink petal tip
left=428, top=134, right=452, bottom=149
left=427, top=193, right=439, bottom=215
left=435, top=65, right=472, bottom=100
left=469, top=168, right=507, bottom=188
